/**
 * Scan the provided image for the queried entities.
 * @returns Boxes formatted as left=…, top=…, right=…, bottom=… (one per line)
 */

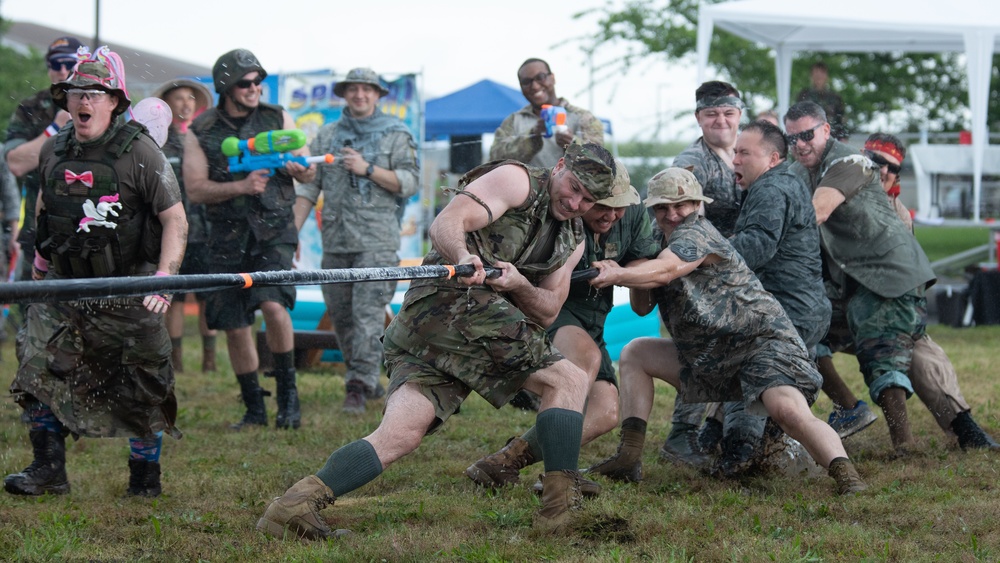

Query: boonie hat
left=46, top=36, right=83, bottom=60
left=51, top=46, right=131, bottom=116
left=152, top=78, right=213, bottom=115
left=334, top=68, right=389, bottom=98
left=644, top=168, right=714, bottom=207
left=596, top=158, right=641, bottom=208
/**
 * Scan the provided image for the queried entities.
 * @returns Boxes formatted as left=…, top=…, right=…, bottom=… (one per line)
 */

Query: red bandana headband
left=864, top=139, right=904, bottom=163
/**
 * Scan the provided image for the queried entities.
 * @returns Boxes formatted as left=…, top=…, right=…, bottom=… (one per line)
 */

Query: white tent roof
left=696, top=0, right=1000, bottom=220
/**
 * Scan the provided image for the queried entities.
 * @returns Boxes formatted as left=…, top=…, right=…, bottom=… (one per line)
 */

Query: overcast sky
left=1, top=0, right=704, bottom=141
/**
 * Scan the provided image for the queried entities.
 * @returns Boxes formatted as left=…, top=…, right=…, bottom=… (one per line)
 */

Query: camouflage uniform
left=790, top=139, right=936, bottom=403
left=490, top=98, right=604, bottom=168
left=382, top=160, right=585, bottom=429
left=163, top=126, right=211, bottom=299
left=190, top=103, right=297, bottom=330
left=296, top=108, right=419, bottom=391
left=11, top=118, right=182, bottom=438
left=3, top=90, right=60, bottom=280
left=673, top=138, right=742, bottom=237
left=547, top=204, right=658, bottom=385
left=0, top=149, right=19, bottom=342
left=652, top=214, right=821, bottom=415
left=796, top=88, right=847, bottom=139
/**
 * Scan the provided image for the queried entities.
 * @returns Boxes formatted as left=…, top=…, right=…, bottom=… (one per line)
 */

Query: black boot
left=4, top=429, right=71, bottom=496
left=231, top=373, right=270, bottom=430
left=271, top=369, right=301, bottom=430
left=126, top=458, right=162, bottom=497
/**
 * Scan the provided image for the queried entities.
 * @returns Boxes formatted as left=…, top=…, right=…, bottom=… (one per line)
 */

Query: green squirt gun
left=222, top=129, right=334, bottom=174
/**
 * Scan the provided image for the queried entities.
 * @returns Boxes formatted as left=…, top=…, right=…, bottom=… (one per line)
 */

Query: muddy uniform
left=297, top=110, right=419, bottom=392
left=4, top=90, right=60, bottom=280
left=11, top=120, right=182, bottom=438
left=652, top=214, right=821, bottom=415
left=490, top=98, right=604, bottom=168
left=791, top=139, right=936, bottom=403
left=547, top=204, right=658, bottom=385
left=382, top=160, right=584, bottom=429
left=190, top=102, right=296, bottom=330
left=673, top=138, right=742, bottom=237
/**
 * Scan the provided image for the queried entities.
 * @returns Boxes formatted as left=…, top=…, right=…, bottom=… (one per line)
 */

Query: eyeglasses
left=785, top=123, right=824, bottom=145
left=48, top=58, right=76, bottom=71
left=864, top=150, right=902, bottom=175
left=234, top=75, right=264, bottom=89
left=518, top=71, right=550, bottom=88
left=66, top=89, right=110, bottom=103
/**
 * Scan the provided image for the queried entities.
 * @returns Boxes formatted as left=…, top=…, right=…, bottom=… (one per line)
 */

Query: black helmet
left=212, top=49, right=267, bottom=96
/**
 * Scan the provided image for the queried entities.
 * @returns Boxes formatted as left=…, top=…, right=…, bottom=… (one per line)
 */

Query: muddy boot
left=952, top=410, right=1000, bottom=451
left=342, top=380, right=367, bottom=415
left=877, top=387, right=913, bottom=455
left=532, top=475, right=602, bottom=498
left=230, top=373, right=269, bottom=431
left=4, top=430, right=71, bottom=496
left=272, top=369, right=301, bottom=430
left=585, top=421, right=646, bottom=483
left=256, top=475, right=352, bottom=540
left=201, top=336, right=217, bottom=373
left=126, top=459, right=162, bottom=498
left=171, top=341, right=184, bottom=373
left=533, top=470, right=583, bottom=535
left=465, top=436, right=536, bottom=489
left=659, top=422, right=712, bottom=470
left=828, top=457, right=867, bottom=495
left=714, top=433, right=762, bottom=479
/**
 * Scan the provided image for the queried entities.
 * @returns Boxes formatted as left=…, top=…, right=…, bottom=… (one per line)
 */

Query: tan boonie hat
left=597, top=158, right=641, bottom=207
left=644, top=167, right=714, bottom=207
left=152, top=78, right=213, bottom=114
left=562, top=141, right=614, bottom=200
left=334, top=68, right=390, bottom=98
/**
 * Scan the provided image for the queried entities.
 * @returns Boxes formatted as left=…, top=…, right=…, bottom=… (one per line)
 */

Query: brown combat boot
left=828, top=457, right=867, bottom=495
left=256, top=476, right=351, bottom=540
left=877, top=387, right=914, bottom=455
left=531, top=475, right=602, bottom=498
left=585, top=425, right=645, bottom=483
left=533, top=470, right=583, bottom=535
left=465, top=436, right=535, bottom=488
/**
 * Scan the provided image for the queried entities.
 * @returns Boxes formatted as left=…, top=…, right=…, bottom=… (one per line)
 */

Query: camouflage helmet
left=51, top=46, right=131, bottom=116
left=212, top=49, right=267, bottom=96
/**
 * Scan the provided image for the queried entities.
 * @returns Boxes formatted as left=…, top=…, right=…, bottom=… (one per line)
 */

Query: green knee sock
left=315, top=439, right=383, bottom=497
left=536, top=408, right=583, bottom=473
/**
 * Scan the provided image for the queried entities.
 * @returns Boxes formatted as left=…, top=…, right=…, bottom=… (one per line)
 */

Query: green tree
left=578, top=0, right=996, bottom=134
left=0, top=16, right=52, bottom=143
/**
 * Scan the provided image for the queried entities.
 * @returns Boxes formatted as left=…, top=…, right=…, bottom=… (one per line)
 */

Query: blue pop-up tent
left=424, top=79, right=526, bottom=141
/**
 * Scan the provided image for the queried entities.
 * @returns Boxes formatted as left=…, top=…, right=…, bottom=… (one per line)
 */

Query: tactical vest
left=37, top=121, right=149, bottom=278
left=189, top=103, right=292, bottom=222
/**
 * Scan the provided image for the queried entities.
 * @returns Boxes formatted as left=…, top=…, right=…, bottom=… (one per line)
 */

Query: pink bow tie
left=65, top=170, right=94, bottom=188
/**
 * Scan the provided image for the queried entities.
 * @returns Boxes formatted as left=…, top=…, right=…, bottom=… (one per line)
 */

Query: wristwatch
left=365, top=163, right=375, bottom=178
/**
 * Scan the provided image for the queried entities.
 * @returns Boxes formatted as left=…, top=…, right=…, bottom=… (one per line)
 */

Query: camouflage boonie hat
left=563, top=141, right=614, bottom=200
left=334, top=68, right=389, bottom=98
left=51, top=46, right=131, bottom=116
left=645, top=167, right=714, bottom=207
left=596, top=158, right=640, bottom=208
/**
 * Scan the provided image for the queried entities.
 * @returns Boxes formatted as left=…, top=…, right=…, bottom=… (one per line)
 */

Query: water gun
left=540, top=104, right=568, bottom=138
left=221, top=129, right=334, bottom=174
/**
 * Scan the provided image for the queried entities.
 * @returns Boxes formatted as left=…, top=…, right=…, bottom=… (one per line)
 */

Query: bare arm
left=155, top=202, right=187, bottom=275
left=486, top=242, right=584, bottom=327
left=183, top=131, right=269, bottom=204
left=6, top=110, right=72, bottom=177
left=293, top=195, right=315, bottom=231
left=590, top=247, right=714, bottom=290
left=812, top=186, right=846, bottom=225
left=428, top=164, right=530, bottom=285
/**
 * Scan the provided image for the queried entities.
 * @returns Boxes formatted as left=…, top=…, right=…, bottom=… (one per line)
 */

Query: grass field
left=914, top=226, right=991, bottom=264
left=1, top=319, right=999, bottom=562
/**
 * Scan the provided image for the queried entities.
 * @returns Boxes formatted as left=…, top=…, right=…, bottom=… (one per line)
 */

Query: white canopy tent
left=696, top=0, right=1000, bottom=221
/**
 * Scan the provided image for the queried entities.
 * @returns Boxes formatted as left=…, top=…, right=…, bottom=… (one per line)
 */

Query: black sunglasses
left=864, top=150, right=902, bottom=175
left=785, top=123, right=824, bottom=145
left=48, top=59, right=76, bottom=71
left=518, top=71, right=550, bottom=88
left=234, top=75, right=264, bottom=89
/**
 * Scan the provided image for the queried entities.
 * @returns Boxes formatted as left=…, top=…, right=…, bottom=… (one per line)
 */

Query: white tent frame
left=696, top=0, right=999, bottom=221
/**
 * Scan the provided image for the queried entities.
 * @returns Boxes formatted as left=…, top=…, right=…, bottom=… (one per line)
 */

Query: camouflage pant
left=11, top=298, right=178, bottom=439
left=321, top=250, right=398, bottom=390
left=383, top=284, right=562, bottom=433
left=846, top=285, right=925, bottom=403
